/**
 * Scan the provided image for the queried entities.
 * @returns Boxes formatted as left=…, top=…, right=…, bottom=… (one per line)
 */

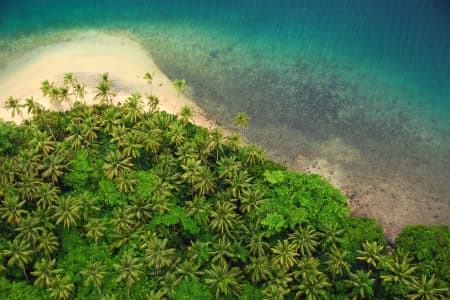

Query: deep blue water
left=1, top=1, right=449, bottom=222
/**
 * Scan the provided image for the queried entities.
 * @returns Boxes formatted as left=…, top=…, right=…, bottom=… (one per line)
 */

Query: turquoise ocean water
left=1, top=1, right=449, bottom=227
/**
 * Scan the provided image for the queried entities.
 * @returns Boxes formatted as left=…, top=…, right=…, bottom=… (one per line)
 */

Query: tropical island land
left=0, top=30, right=448, bottom=299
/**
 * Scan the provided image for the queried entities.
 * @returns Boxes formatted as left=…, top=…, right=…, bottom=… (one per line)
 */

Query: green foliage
left=0, top=277, right=51, bottom=300
left=395, top=225, right=450, bottom=283
left=150, top=206, right=200, bottom=235
left=97, top=179, right=127, bottom=207
left=0, top=77, right=446, bottom=300
left=341, top=217, right=386, bottom=263
left=63, top=151, right=99, bottom=190
left=173, top=279, right=214, bottom=300
left=0, top=122, right=26, bottom=156
left=134, top=170, right=158, bottom=199
left=258, top=170, right=348, bottom=236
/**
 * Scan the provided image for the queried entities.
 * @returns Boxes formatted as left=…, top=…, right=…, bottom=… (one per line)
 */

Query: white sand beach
left=0, top=30, right=214, bottom=128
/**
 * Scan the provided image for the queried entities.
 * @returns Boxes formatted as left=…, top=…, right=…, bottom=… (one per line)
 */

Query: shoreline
left=0, top=30, right=215, bottom=129
left=1, top=30, right=446, bottom=242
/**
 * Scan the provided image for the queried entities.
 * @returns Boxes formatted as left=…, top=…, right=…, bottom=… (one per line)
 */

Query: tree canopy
left=0, top=74, right=448, bottom=299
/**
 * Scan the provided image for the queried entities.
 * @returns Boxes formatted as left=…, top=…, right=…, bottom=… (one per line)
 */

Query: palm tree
left=320, top=222, right=345, bottom=250
left=151, top=195, right=172, bottom=216
left=114, top=254, right=144, bottom=298
left=179, top=105, right=193, bottom=124
left=59, top=86, right=72, bottom=109
left=17, top=149, right=41, bottom=175
left=38, top=152, right=67, bottom=184
left=63, top=72, right=75, bottom=87
left=4, top=96, right=22, bottom=118
left=168, top=123, right=186, bottom=148
left=193, top=166, right=216, bottom=197
left=142, top=129, right=162, bottom=160
left=174, top=259, right=203, bottom=282
left=325, top=246, right=350, bottom=280
left=357, top=241, right=384, bottom=268
left=100, top=72, right=110, bottom=81
left=103, top=150, right=133, bottom=179
left=144, top=237, right=176, bottom=274
left=65, top=122, right=85, bottom=149
left=241, top=144, right=267, bottom=166
left=187, top=240, right=212, bottom=266
left=146, top=290, right=165, bottom=300
left=294, top=273, right=330, bottom=300
left=2, top=239, right=33, bottom=280
left=211, top=236, right=235, bottom=265
left=83, top=116, right=101, bottom=143
left=288, top=224, right=320, bottom=257
left=40, top=80, right=53, bottom=97
left=204, top=263, right=244, bottom=299
left=84, top=218, right=106, bottom=245
left=146, top=95, right=159, bottom=112
left=186, top=196, right=212, bottom=226
left=17, top=171, right=42, bottom=201
left=73, top=81, right=86, bottom=102
left=181, top=158, right=201, bottom=194
left=225, top=170, right=252, bottom=199
left=245, top=255, right=271, bottom=284
left=292, top=256, right=322, bottom=281
left=23, top=97, right=36, bottom=115
left=31, top=258, right=62, bottom=288
left=173, top=79, right=186, bottom=110
left=208, top=128, right=225, bottom=162
left=268, top=265, right=293, bottom=294
left=31, top=208, right=56, bottom=232
left=48, top=274, right=74, bottom=300
left=80, top=261, right=107, bottom=295
left=115, top=170, right=138, bottom=193
left=234, top=112, right=250, bottom=135
left=125, top=197, right=152, bottom=223
left=262, top=282, right=290, bottom=300
left=143, top=71, right=155, bottom=94
left=36, top=183, right=60, bottom=210
left=217, top=156, right=242, bottom=180
left=29, top=128, right=55, bottom=155
left=37, top=230, right=59, bottom=259
left=406, top=275, right=448, bottom=300
left=159, top=271, right=180, bottom=299
left=110, top=207, right=135, bottom=235
left=48, top=86, right=63, bottom=112
left=240, top=188, right=265, bottom=214
left=124, top=92, right=144, bottom=124
left=173, top=79, right=186, bottom=97
left=345, top=270, right=376, bottom=300
left=209, top=201, right=239, bottom=238
left=15, top=216, right=43, bottom=254
left=101, top=107, right=122, bottom=134
left=226, top=133, right=241, bottom=152
left=94, top=79, right=115, bottom=105
left=121, top=131, right=144, bottom=159
left=0, top=196, right=28, bottom=225
left=247, top=232, right=270, bottom=257
left=271, top=239, right=298, bottom=270
left=52, top=195, right=82, bottom=228
left=380, top=252, right=418, bottom=287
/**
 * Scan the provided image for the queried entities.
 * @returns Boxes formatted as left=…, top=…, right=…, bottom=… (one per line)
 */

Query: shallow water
left=1, top=0, right=449, bottom=236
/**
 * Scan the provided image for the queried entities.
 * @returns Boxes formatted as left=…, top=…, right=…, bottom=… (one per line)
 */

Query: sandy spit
left=0, top=30, right=215, bottom=129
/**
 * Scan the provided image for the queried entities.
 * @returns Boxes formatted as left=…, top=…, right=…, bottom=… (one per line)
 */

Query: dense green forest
left=0, top=74, right=448, bottom=299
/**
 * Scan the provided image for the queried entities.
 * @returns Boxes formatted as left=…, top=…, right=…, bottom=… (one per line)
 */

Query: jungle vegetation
left=0, top=73, right=448, bottom=300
